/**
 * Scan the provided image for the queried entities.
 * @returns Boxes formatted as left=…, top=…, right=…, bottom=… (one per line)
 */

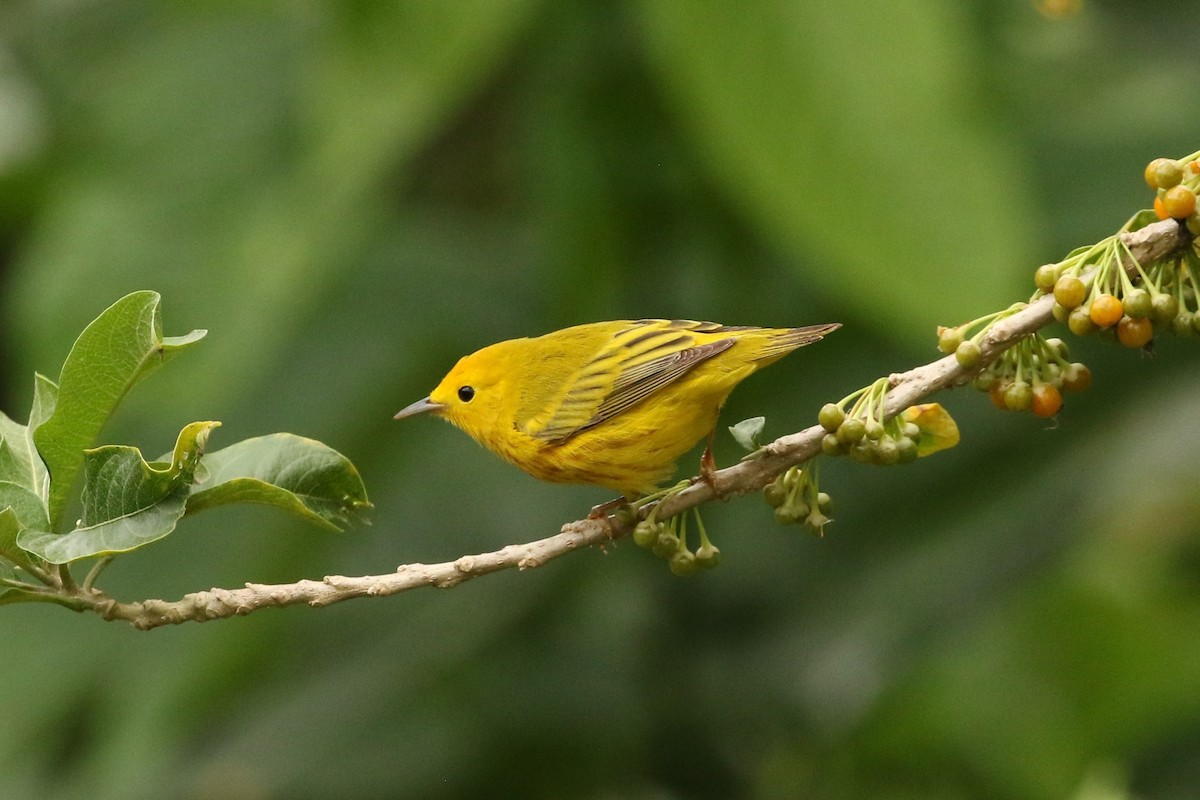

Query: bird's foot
left=588, top=496, right=632, bottom=520
left=698, top=434, right=722, bottom=496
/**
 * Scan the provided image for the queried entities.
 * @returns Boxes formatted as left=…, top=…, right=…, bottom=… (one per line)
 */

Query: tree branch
left=68, top=218, right=1188, bottom=630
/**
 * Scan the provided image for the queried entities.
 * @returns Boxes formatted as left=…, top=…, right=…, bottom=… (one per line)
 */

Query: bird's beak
left=394, top=396, right=445, bottom=420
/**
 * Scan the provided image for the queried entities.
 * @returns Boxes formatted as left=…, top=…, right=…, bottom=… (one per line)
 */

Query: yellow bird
left=395, top=319, right=840, bottom=499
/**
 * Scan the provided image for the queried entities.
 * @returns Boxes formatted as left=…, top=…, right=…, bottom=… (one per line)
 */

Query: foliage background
left=1, top=2, right=1198, bottom=798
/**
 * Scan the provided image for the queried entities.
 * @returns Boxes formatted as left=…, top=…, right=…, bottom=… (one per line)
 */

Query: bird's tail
left=754, top=322, right=842, bottom=359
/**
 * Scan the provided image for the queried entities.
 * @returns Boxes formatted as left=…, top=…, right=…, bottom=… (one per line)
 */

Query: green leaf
left=186, top=433, right=371, bottom=532
left=0, top=374, right=58, bottom=498
left=17, top=421, right=218, bottom=564
left=18, top=495, right=188, bottom=566
left=728, top=416, right=766, bottom=452
left=32, top=292, right=206, bottom=528
left=0, top=481, right=51, bottom=533
left=0, top=507, right=44, bottom=575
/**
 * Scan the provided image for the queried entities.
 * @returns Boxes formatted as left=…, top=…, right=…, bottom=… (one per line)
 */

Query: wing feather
left=528, top=322, right=734, bottom=443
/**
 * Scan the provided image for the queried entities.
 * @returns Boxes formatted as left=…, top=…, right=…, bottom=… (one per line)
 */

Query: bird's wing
left=525, top=320, right=735, bottom=444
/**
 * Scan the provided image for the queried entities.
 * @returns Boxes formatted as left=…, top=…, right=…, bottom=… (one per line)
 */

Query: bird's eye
left=457, top=385, right=475, bottom=403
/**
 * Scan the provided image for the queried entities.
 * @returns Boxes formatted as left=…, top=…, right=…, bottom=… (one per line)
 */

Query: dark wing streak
left=536, top=338, right=734, bottom=443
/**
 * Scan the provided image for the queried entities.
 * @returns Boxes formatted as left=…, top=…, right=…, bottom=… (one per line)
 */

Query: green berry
left=876, top=437, right=900, bottom=465
left=1051, top=302, right=1071, bottom=323
left=816, top=492, right=833, bottom=514
left=901, top=421, right=921, bottom=439
left=849, top=440, right=876, bottom=463
left=1054, top=275, right=1087, bottom=309
left=1068, top=307, right=1097, bottom=337
left=1175, top=312, right=1196, bottom=337
left=972, top=371, right=997, bottom=391
left=632, top=521, right=658, bottom=548
left=864, top=419, right=885, bottom=440
left=1004, top=380, right=1033, bottom=412
left=803, top=509, right=830, bottom=536
left=937, top=326, right=964, bottom=354
left=1145, top=158, right=1179, bottom=189
left=774, top=505, right=802, bottom=525
left=1152, top=158, right=1184, bottom=189
left=652, top=530, right=679, bottom=559
left=669, top=550, right=698, bottom=576
left=763, top=479, right=787, bottom=508
left=955, top=340, right=982, bottom=368
left=821, top=433, right=844, bottom=456
left=1151, top=293, right=1179, bottom=325
left=695, top=543, right=721, bottom=569
left=1034, top=263, right=1060, bottom=292
left=818, top=402, right=845, bottom=432
left=896, top=436, right=919, bottom=463
left=836, top=417, right=867, bottom=445
left=1122, top=289, right=1152, bottom=319
left=1187, top=213, right=1200, bottom=238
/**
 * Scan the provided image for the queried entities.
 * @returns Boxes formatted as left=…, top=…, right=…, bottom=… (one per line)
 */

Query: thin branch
left=70, top=218, right=1189, bottom=630
left=81, top=519, right=611, bottom=630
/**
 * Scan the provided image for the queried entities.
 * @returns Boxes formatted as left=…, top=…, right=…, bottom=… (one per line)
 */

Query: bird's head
left=394, top=340, right=518, bottom=445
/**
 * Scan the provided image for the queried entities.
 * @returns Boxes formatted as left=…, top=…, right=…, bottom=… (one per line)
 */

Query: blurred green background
left=1, top=1, right=1198, bottom=798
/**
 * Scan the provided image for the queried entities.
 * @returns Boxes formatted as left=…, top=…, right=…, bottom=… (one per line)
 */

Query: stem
left=56, top=564, right=77, bottom=593
left=83, top=557, right=114, bottom=592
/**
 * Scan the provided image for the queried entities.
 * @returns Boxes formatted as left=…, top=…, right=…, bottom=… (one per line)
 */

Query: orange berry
left=989, top=381, right=1010, bottom=411
left=1089, top=294, right=1124, bottom=328
left=1117, top=315, right=1153, bottom=348
left=1061, top=362, right=1092, bottom=392
left=1163, top=185, right=1197, bottom=219
left=1190, top=161, right=1200, bottom=175
left=1030, top=384, right=1063, bottom=418
left=1154, top=195, right=1169, bottom=220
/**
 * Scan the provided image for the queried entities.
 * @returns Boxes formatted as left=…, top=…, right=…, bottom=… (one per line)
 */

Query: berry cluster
left=817, top=378, right=920, bottom=465
left=969, top=333, right=1091, bottom=417
left=1043, top=233, right=1173, bottom=349
left=1041, top=153, right=1200, bottom=348
left=944, top=151, right=1199, bottom=421
left=937, top=301, right=1028, bottom=369
left=1146, top=156, right=1200, bottom=231
left=763, top=462, right=832, bottom=536
left=632, top=505, right=720, bottom=576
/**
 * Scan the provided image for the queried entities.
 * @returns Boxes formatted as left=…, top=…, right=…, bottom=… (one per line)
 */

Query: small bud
left=695, top=543, right=722, bottom=569
left=818, top=403, right=846, bottom=433
left=821, top=433, right=844, bottom=456
left=652, top=530, right=679, bottom=559
left=836, top=418, right=867, bottom=445
left=955, top=340, right=982, bottom=368
left=632, top=521, right=658, bottom=548
left=937, top=326, right=965, bottom=354
left=763, top=480, right=787, bottom=508
left=669, top=550, right=698, bottom=577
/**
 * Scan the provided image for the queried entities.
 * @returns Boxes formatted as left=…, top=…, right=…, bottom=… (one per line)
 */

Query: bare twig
left=66, top=218, right=1188, bottom=630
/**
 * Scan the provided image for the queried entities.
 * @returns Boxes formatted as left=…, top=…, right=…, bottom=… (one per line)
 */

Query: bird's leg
left=699, top=429, right=720, bottom=492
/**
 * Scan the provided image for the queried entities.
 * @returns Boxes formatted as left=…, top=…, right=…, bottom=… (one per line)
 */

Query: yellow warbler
left=395, top=319, right=839, bottom=498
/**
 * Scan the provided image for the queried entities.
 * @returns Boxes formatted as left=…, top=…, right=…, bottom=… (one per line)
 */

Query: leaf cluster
left=0, top=292, right=369, bottom=605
